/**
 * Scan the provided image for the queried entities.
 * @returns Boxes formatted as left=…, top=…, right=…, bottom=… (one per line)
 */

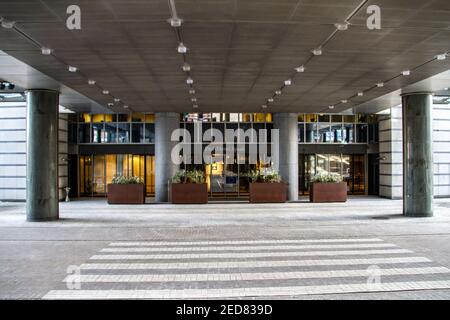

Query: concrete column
left=155, top=112, right=179, bottom=202
left=402, top=92, right=433, bottom=217
left=273, top=113, right=298, bottom=201
left=26, top=89, right=59, bottom=221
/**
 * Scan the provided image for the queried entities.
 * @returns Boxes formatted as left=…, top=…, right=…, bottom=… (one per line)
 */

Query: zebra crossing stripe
left=90, top=249, right=412, bottom=260
left=109, top=238, right=384, bottom=247
left=63, top=267, right=450, bottom=283
left=43, top=280, right=450, bottom=299
left=100, top=243, right=396, bottom=253
left=80, top=256, right=432, bottom=270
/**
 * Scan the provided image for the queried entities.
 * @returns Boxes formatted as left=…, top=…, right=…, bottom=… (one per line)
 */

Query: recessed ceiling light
left=193, top=104, right=198, bottom=109
left=168, top=17, right=182, bottom=27
left=123, top=105, right=129, bottom=109
left=262, top=105, right=267, bottom=109
left=275, top=90, right=282, bottom=95
left=284, top=79, right=292, bottom=86
left=436, top=54, right=447, bottom=61
left=335, top=22, right=349, bottom=31
left=189, top=89, right=195, bottom=94
left=177, top=42, right=188, bottom=53
left=41, top=47, right=53, bottom=55
left=88, top=80, right=96, bottom=85
left=341, top=99, right=348, bottom=104
left=182, top=63, right=191, bottom=72
left=186, top=77, right=194, bottom=85
left=295, top=66, right=305, bottom=73
left=1, top=19, right=15, bottom=29
left=191, top=98, right=197, bottom=102
left=312, top=48, right=322, bottom=56
left=401, top=70, right=411, bottom=76
left=377, top=82, right=384, bottom=87
left=107, top=103, right=113, bottom=108
left=329, top=105, right=335, bottom=109
left=102, top=90, right=109, bottom=95
left=357, top=92, right=364, bottom=97
left=268, top=98, right=274, bottom=103
left=68, top=66, right=77, bottom=72
left=114, top=98, right=120, bottom=103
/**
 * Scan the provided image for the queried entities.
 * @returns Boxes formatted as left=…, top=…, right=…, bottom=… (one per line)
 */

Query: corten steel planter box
left=249, top=182, right=287, bottom=203
left=107, top=184, right=145, bottom=204
left=309, top=182, right=348, bottom=203
left=171, top=183, right=208, bottom=204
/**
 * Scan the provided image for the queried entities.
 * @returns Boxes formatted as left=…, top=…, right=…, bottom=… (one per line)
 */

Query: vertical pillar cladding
left=26, top=89, right=60, bottom=221
left=273, top=113, right=299, bottom=201
left=402, top=92, right=434, bottom=217
left=155, top=112, right=180, bottom=202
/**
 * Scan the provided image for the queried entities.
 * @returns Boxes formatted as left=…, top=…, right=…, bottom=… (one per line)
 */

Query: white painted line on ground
left=109, top=238, right=384, bottom=247
left=100, top=243, right=396, bottom=253
left=81, top=256, right=431, bottom=270
left=64, top=267, right=450, bottom=283
left=90, top=249, right=412, bottom=260
left=43, top=280, right=450, bottom=299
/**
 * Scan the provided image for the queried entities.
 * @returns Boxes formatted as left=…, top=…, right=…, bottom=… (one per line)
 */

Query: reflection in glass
left=118, top=123, right=130, bottom=143
left=104, top=123, right=117, bottom=143
left=305, top=123, right=315, bottom=143
left=331, top=124, right=344, bottom=143
left=343, top=124, right=354, bottom=143
left=356, top=124, right=368, bottom=143
left=317, top=124, right=331, bottom=143
left=298, top=124, right=305, bottom=142
left=78, top=123, right=91, bottom=143
left=92, top=123, right=104, bottom=143
left=132, top=123, right=144, bottom=143
left=145, top=123, right=155, bottom=143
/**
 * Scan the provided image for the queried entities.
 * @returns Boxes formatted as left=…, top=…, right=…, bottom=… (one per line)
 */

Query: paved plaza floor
left=1, top=197, right=450, bottom=299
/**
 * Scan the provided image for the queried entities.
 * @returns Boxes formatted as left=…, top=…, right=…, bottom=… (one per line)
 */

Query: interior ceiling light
left=191, top=98, right=197, bottom=102
left=312, top=48, right=322, bottom=56
left=275, top=90, right=282, bottom=95
left=1, top=19, right=15, bottom=29
left=123, top=105, right=129, bottom=109
left=102, top=90, right=109, bottom=95
left=114, top=98, right=120, bottom=103
left=189, top=89, right=195, bottom=94
left=436, top=54, right=447, bottom=61
left=377, top=82, right=384, bottom=88
left=182, top=63, right=191, bottom=72
left=329, top=105, right=335, bottom=109
left=177, top=42, right=188, bottom=53
left=68, top=66, right=77, bottom=72
left=88, top=80, right=96, bottom=85
left=357, top=92, right=364, bottom=97
left=186, top=77, right=194, bottom=85
left=41, top=47, right=53, bottom=55
left=335, top=22, right=349, bottom=31
left=402, top=70, right=411, bottom=76
left=168, top=17, right=182, bottom=27
left=193, top=104, right=198, bottom=109
left=284, top=79, right=292, bottom=86
left=341, top=99, right=348, bottom=104
left=107, top=103, right=113, bottom=108
left=268, top=98, right=274, bottom=103
left=295, top=66, right=305, bottom=73
left=262, top=105, right=267, bottom=109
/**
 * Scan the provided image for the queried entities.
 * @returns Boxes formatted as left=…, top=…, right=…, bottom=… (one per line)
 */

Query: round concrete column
left=155, top=112, right=180, bottom=202
left=26, top=89, right=59, bottom=221
left=402, top=92, right=434, bottom=217
left=273, top=113, right=299, bottom=201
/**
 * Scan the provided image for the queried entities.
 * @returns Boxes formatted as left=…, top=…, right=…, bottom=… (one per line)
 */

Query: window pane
left=118, top=123, right=130, bottom=143
left=331, top=115, right=342, bottom=122
left=79, top=113, right=91, bottom=123
left=356, top=124, right=368, bottom=143
left=317, top=124, right=331, bottom=143
left=132, top=123, right=144, bottom=143
left=356, top=114, right=367, bottom=123
left=298, top=124, right=305, bottom=143
left=305, top=114, right=317, bottom=123
left=131, top=113, right=145, bottom=122
left=331, top=124, right=344, bottom=143
left=92, top=114, right=104, bottom=123
left=104, top=123, right=117, bottom=143
left=78, top=123, right=91, bottom=143
left=118, top=114, right=130, bottom=122
left=343, top=115, right=355, bottom=123
left=104, top=114, right=117, bottom=123
left=298, top=114, right=305, bottom=122
left=343, top=124, right=354, bottom=143
left=145, top=123, right=155, bottom=143
left=305, top=123, right=316, bottom=142
left=318, top=114, right=330, bottom=122
left=92, top=123, right=104, bottom=143
left=145, top=114, right=155, bottom=123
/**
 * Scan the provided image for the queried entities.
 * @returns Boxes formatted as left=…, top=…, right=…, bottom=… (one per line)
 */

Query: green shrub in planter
left=171, top=169, right=205, bottom=184
left=310, top=172, right=343, bottom=183
left=111, top=176, right=144, bottom=184
left=245, top=168, right=282, bottom=183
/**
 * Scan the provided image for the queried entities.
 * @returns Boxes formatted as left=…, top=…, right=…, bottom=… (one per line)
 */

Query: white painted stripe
left=80, top=256, right=431, bottom=270
left=100, top=243, right=396, bottom=253
left=109, top=238, right=383, bottom=247
left=64, top=267, right=450, bottom=283
left=43, top=280, right=450, bottom=299
left=90, top=249, right=412, bottom=260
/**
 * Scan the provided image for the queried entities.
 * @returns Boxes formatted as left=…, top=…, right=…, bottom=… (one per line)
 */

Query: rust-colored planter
left=309, top=182, right=348, bottom=203
left=249, top=182, right=287, bottom=203
left=171, top=183, right=208, bottom=204
left=107, top=184, right=145, bottom=204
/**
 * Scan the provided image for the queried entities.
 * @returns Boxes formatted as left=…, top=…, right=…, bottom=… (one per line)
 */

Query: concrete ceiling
left=0, top=0, right=450, bottom=114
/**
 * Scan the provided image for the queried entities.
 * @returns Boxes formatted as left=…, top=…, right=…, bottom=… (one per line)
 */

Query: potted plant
left=247, top=169, right=287, bottom=203
left=309, top=173, right=347, bottom=203
left=171, top=169, right=208, bottom=204
left=107, top=176, right=145, bottom=204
